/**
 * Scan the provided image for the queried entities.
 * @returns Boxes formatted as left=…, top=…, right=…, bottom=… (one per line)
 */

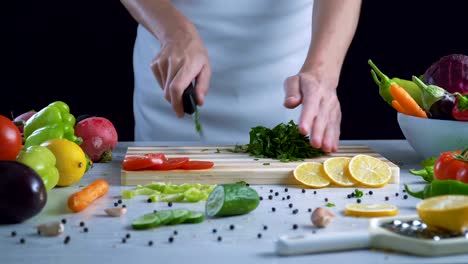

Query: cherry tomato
left=180, top=160, right=214, bottom=170
left=150, top=157, right=189, bottom=170
left=434, top=149, right=468, bottom=183
left=122, top=156, right=158, bottom=171
left=0, top=115, right=22, bottom=161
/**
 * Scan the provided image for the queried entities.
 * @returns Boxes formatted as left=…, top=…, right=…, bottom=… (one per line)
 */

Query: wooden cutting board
left=121, top=145, right=400, bottom=186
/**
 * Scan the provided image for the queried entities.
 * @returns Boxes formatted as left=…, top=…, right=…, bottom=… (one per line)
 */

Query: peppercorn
left=259, top=196, right=263, bottom=200
left=402, top=189, right=406, bottom=193
left=347, top=194, right=351, bottom=199
left=275, top=192, right=279, bottom=196
left=114, top=202, right=118, bottom=207
left=212, top=228, right=217, bottom=233
left=292, top=224, right=298, bottom=230
left=11, top=231, right=16, bottom=237
left=147, top=198, right=152, bottom=203
left=257, top=233, right=262, bottom=239
left=79, top=221, right=85, bottom=227
left=126, top=233, right=131, bottom=239
left=168, top=236, right=174, bottom=243
left=20, top=238, right=25, bottom=244
left=308, top=208, right=312, bottom=213
left=403, top=194, right=408, bottom=199
left=324, top=198, right=328, bottom=202
left=263, top=225, right=268, bottom=230
left=287, top=195, right=291, bottom=200
left=229, top=224, right=235, bottom=230
left=271, top=207, right=276, bottom=212
left=284, top=188, right=288, bottom=192
left=61, top=218, right=67, bottom=224
left=268, top=195, right=273, bottom=200
left=270, top=189, right=273, bottom=193
left=288, top=203, right=293, bottom=208
left=217, top=236, right=222, bottom=242
left=385, top=196, right=389, bottom=201
left=83, top=227, right=89, bottom=233
left=313, top=191, right=317, bottom=195
left=154, top=210, right=158, bottom=213
left=168, top=202, right=173, bottom=207
left=357, top=199, right=362, bottom=204
left=395, top=192, right=399, bottom=197
left=302, top=189, right=306, bottom=193
left=122, top=204, right=127, bottom=208
left=173, top=230, right=178, bottom=235
left=122, top=238, right=127, bottom=243
left=292, top=209, right=298, bottom=214
left=369, top=191, right=373, bottom=195
left=246, top=183, right=250, bottom=187
left=118, top=199, right=122, bottom=204
left=282, top=197, right=285, bottom=201
left=148, top=240, right=153, bottom=246
left=64, top=236, right=71, bottom=244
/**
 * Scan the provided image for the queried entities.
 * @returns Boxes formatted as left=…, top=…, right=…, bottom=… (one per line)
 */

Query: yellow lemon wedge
left=293, top=162, right=330, bottom=188
left=323, top=157, right=355, bottom=187
left=417, top=195, right=468, bottom=233
left=348, top=154, right=392, bottom=188
left=344, top=203, right=398, bottom=217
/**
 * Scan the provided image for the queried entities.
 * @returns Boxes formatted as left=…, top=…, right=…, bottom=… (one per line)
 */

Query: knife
left=182, top=82, right=204, bottom=137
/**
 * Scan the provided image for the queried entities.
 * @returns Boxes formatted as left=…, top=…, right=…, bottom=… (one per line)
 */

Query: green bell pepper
left=23, top=101, right=81, bottom=147
left=17, top=145, right=59, bottom=191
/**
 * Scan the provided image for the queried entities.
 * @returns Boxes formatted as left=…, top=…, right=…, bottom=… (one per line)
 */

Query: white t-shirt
left=133, top=0, right=314, bottom=144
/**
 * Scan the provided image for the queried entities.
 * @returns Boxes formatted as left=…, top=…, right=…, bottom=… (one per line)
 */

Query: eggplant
left=428, top=94, right=456, bottom=120
left=0, top=161, right=47, bottom=224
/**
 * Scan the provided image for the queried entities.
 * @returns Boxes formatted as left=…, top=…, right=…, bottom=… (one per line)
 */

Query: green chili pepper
left=368, top=59, right=423, bottom=107
left=404, top=180, right=468, bottom=199
left=23, top=101, right=81, bottom=146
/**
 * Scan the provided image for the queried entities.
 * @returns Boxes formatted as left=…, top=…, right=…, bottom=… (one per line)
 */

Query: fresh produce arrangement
left=368, top=54, right=468, bottom=121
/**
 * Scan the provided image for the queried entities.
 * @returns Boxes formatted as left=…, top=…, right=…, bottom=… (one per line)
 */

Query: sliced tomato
left=180, top=160, right=215, bottom=170
left=150, top=157, right=190, bottom=170
left=144, top=153, right=166, bottom=164
left=122, top=156, right=159, bottom=171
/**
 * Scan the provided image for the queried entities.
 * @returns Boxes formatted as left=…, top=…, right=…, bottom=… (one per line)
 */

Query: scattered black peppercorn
left=257, top=233, right=262, bottom=239
left=395, top=193, right=399, bottom=197
left=61, top=219, right=67, bottom=224
left=385, top=196, right=389, bottom=201
left=263, top=225, right=268, bottom=230
left=268, top=195, right=273, bottom=200
left=20, top=238, right=25, bottom=244
left=126, top=233, right=131, bottom=239
left=114, top=202, right=118, bottom=207
left=212, top=228, right=217, bottom=233
left=122, top=204, right=127, bottom=208
left=402, top=189, right=406, bottom=193
left=357, top=199, right=361, bottom=204
left=259, top=196, right=263, bottom=201
left=292, top=224, right=298, bottom=230
left=83, top=227, right=89, bottom=233
left=217, top=236, right=222, bottom=242
left=292, top=209, right=298, bottom=214
left=154, top=210, right=158, bottom=213
left=347, top=194, right=351, bottom=199
left=403, top=194, right=408, bottom=199
left=173, top=230, right=178, bottom=235
left=313, top=191, right=317, bottom=195
left=301, top=189, right=306, bottom=193
left=147, top=198, right=152, bottom=203
left=270, top=189, right=273, bottom=193
left=282, top=197, right=285, bottom=201
left=148, top=240, right=153, bottom=246
left=168, top=236, right=174, bottom=243
left=271, top=207, right=276, bottom=212
left=168, top=202, right=173, bottom=207
left=286, top=195, right=291, bottom=200
left=118, top=199, right=122, bottom=204
left=246, top=183, right=250, bottom=187
left=288, top=203, right=293, bottom=208
left=369, top=191, right=373, bottom=195
left=229, top=224, right=235, bottom=230
left=122, top=238, right=126, bottom=243
left=324, top=198, right=328, bottom=202
left=11, top=231, right=16, bottom=237
left=64, top=236, right=71, bottom=244
left=274, top=192, right=279, bottom=196
left=79, top=221, right=85, bottom=227
left=284, top=188, right=288, bottom=192
left=308, top=208, right=312, bottom=213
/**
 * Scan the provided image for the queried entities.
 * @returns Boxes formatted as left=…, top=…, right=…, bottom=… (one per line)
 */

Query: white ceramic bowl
left=397, top=113, right=468, bottom=159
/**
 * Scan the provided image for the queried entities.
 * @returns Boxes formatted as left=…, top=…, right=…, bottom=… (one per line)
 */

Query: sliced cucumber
left=155, top=210, right=174, bottom=225
left=131, top=213, right=161, bottom=230
left=205, top=183, right=260, bottom=217
left=183, top=211, right=205, bottom=224
left=167, top=209, right=191, bottom=225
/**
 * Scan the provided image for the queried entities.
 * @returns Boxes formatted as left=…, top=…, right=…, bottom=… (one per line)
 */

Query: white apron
left=133, top=0, right=314, bottom=144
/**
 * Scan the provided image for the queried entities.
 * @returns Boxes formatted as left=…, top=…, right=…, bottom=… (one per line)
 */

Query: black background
left=6, top=0, right=468, bottom=141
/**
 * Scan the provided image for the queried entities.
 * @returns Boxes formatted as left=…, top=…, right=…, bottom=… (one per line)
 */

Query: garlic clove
left=37, top=221, right=65, bottom=237
left=105, top=207, right=127, bottom=217
left=311, top=207, right=336, bottom=228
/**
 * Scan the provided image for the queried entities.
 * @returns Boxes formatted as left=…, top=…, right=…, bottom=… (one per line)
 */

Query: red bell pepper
left=452, top=93, right=468, bottom=121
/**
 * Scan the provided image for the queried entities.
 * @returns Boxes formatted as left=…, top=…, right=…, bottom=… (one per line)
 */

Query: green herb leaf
left=326, top=202, right=335, bottom=207
left=354, top=189, right=363, bottom=198
left=263, top=163, right=270, bottom=166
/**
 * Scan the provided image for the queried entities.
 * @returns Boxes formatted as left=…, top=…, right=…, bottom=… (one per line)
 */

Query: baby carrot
left=391, top=100, right=410, bottom=115
left=68, top=179, right=109, bottom=213
left=390, top=84, right=427, bottom=118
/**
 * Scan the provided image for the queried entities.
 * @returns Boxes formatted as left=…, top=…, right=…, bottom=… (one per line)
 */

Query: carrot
left=391, top=100, right=410, bottom=115
left=68, top=179, right=109, bottom=213
left=390, top=84, right=427, bottom=118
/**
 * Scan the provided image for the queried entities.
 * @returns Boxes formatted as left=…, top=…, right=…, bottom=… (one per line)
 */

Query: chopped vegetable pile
left=122, top=182, right=217, bottom=203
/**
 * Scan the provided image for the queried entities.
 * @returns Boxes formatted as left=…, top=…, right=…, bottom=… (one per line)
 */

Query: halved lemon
left=323, top=157, right=355, bottom=187
left=348, top=154, right=392, bottom=188
left=417, top=195, right=468, bottom=233
left=344, top=203, right=398, bottom=218
left=293, top=162, right=330, bottom=188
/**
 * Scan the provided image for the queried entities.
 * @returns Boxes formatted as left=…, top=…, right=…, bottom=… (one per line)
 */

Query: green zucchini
left=205, top=183, right=260, bottom=217
left=154, top=210, right=174, bottom=225
left=131, top=213, right=161, bottom=230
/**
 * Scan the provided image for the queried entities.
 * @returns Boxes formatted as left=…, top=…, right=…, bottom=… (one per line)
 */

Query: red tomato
left=122, top=156, right=159, bottom=171
left=180, top=160, right=214, bottom=170
left=150, top=157, right=189, bottom=170
left=434, top=149, right=468, bottom=183
left=0, top=115, right=22, bottom=161
left=144, top=153, right=166, bottom=164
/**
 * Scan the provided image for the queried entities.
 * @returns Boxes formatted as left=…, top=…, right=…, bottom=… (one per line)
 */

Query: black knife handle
left=182, top=82, right=197, bottom=115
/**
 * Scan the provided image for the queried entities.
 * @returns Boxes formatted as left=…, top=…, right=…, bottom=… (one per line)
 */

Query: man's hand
left=284, top=72, right=341, bottom=152
left=151, top=30, right=211, bottom=117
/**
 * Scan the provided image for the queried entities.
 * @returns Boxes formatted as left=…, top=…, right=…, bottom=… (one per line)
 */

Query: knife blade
left=182, top=82, right=204, bottom=138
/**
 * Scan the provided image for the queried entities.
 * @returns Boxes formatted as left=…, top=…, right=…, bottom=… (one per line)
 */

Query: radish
left=74, top=117, right=118, bottom=163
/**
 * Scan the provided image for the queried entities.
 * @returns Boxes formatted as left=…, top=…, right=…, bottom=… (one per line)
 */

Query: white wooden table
left=1, top=140, right=467, bottom=264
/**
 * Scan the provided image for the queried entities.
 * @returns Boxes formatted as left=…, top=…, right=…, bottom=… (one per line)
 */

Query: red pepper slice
left=122, top=156, right=158, bottom=171
left=180, top=160, right=215, bottom=170
left=149, top=157, right=190, bottom=170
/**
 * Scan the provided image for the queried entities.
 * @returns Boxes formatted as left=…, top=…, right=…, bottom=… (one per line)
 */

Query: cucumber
left=168, top=209, right=191, bottom=225
left=205, top=183, right=260, bottom=217
left=183, top=211, right=205, bottom=224
left=155, top=210, right=174, bottom=225
left=131, top=213, right=161, bottom=230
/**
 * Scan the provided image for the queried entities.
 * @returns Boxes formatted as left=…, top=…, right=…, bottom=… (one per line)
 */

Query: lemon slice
left=323, top=157, right=355, bottom=187
left=344, top=203, right=398, bottom=217
left=417, top=195, right=468, bottom=233
left=348, top=154, right=392, bottom=188
left=293, top=162, right=330, bottom=188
